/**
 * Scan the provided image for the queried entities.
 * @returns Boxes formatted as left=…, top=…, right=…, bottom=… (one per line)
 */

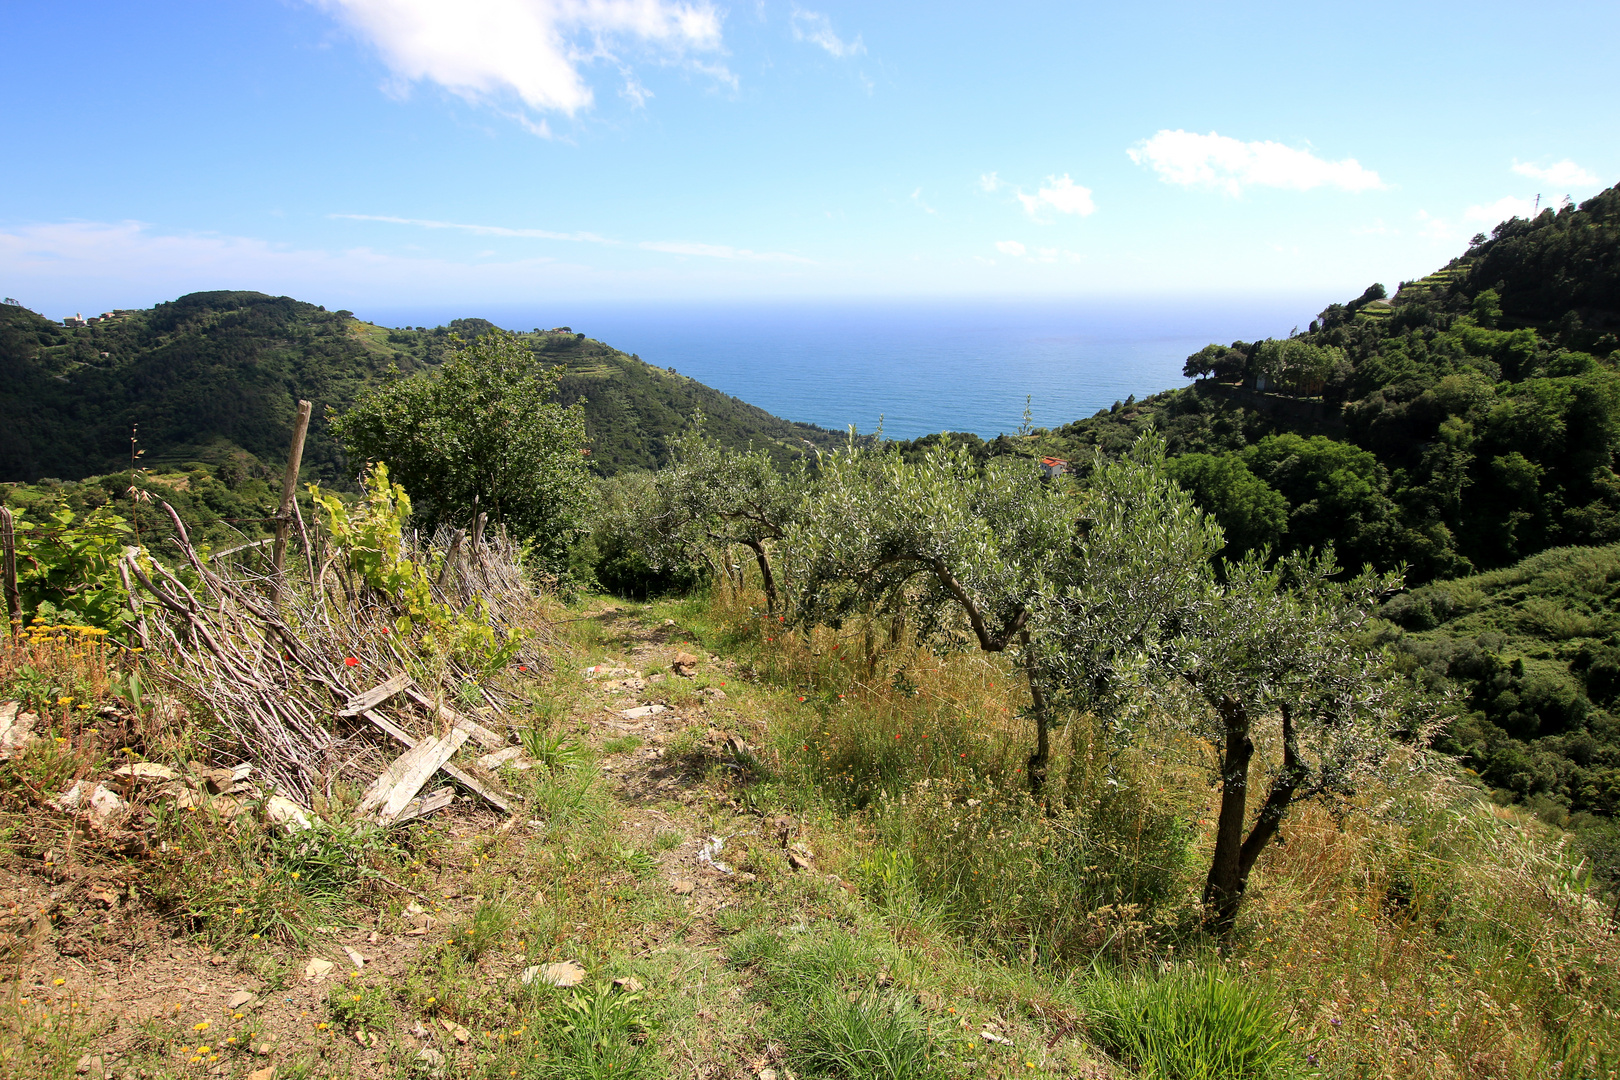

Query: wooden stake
left=271, top=399, right=313, bottom=597
left=0, top=508, right=19, bottom=639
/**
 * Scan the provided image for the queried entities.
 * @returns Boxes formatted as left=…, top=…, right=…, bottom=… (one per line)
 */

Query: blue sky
left=3, top=0, right=1616, bottom=318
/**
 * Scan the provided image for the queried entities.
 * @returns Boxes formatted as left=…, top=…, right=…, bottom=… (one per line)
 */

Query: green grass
left=1079, top=965, right=1312, bottom=1080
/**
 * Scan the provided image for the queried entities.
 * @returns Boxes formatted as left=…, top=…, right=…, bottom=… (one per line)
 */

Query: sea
left=362, top=296, right=1327, bottom=440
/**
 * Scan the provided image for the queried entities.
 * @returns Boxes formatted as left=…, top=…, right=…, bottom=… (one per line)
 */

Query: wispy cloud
left=790, top=7, right=864, bottom=57
left=978, top=172, right=1003, bottom=193
left=311, top=0, right=727, bottom=128
left=332, top=212, right=613, bottom=244
left=910, top=188, right=936, bottom=214
left=0, top=218, right=824, bottom=314
left=994, top=240, right=1025, bottom=256
left=638, top=240, right=811, bottom=262
left=333, top=212, right=810, bottom=261
left=1128, top=130, right=1387, bottom=195
left=1510, top=159, right=1599, bottom=189
left=1016, top=174, right=1095, bottom=219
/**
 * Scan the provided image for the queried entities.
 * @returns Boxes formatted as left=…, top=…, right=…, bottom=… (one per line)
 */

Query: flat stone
left=538, top=961, right=586, bottom=987
left=264, top=796, right=313, bottom=834
left=228, top=991, right=257, bottom=1010
left=0, top=702, right=36, bottom=760
left=619, top=704, right=668, bottom=719
left=113, top=762, right=181, bottom=781
left=303, top=957, right=334, bottom=981
left=88, top=785, right=123, bottom=820
left=670, top=880, right=695, bottom=895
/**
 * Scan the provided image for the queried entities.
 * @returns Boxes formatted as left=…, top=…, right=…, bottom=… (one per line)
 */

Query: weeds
left=327, top=982, right=392, bottom=1036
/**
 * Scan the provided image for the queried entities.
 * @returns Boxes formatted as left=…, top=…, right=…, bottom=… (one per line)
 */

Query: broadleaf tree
left=331, top=330, right=591, bottom=569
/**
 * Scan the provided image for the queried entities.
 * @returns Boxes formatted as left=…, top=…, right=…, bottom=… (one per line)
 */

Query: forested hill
left=0, top=290, right=841, bottom=486
left=1038, top=182, right=1620, bottom=584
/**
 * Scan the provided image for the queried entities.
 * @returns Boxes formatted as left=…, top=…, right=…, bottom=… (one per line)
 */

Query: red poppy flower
left=518, top=665, right=528, bottom=672
left=344, top=657, right=359, bottom=667
left=380, top=627, right=390, bottom=635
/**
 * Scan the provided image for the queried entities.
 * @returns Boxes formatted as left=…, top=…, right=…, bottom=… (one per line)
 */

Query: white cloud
left=1415, top=209, right=1454, bottom=240
left=978, top=172, right=1003, bottom=193
left=1015, top=174, right=1096, bottom=219
left=1511, top=159, right=1599, bottom=189
left=1128, top=130, right=1387, bottom=195
left=994, top=240, right=1025, bottom=256
left=910, top=188, right=936, bottom=214
left=313, top=0, right=726, bottom=124
left=790, top=8, right=864, bottom=57
left=1464, top=196, right=1540, bottom=225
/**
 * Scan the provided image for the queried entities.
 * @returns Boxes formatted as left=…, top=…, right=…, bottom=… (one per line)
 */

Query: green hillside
left=0, top=291, right=840, bottom=486
left=1380, top=542, right=1620, bottom=822
left=1040, top=183, right=1620, bottom=584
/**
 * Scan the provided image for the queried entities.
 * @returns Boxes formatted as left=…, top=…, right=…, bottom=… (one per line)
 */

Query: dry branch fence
left=119, top=501, right=541, bottom=824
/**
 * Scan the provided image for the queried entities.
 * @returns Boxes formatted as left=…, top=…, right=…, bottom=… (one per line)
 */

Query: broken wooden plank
left=338, top=672, right=413, bottom=717
left=359, top=726, right=471, bottom=824
left=403, top=686, right=505, bottom=750
left=475, top=746, right=524, bottom=771
left=362, top=710, right=513, bottom=815
left=395, top=787, right=456, bottom=824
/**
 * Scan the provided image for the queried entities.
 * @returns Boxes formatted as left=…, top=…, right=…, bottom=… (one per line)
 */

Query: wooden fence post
left=271, top=400, right=314, bottom=598
left=0, top=507, right=20, bottom=639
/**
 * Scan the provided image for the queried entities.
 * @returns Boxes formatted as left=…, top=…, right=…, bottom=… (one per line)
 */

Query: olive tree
left=1039, top=436, right=1435, bottom=934
left=788, top=440, right=1075, bottom=791
left=645, top=420, right=805, bottom=612
left=331, top=330, right=590, bottom=567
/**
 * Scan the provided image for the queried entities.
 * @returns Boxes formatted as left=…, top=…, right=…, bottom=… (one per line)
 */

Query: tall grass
left=728, top=928, right=941, bottom=1080
left=687, top=576, right=1620, bottom=1077
left=1079, top=965, right=1311, bottom=1080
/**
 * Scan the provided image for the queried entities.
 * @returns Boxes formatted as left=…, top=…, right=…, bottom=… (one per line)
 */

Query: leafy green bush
left=311, top=461, right=525, bottom=678
left=10, top=506, right=139, bottom=637
left=332, top=329, right=591, bottom=570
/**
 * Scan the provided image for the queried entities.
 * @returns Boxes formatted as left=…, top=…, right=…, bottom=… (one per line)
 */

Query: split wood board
left=337, top=672, right=412, bottom=717
left=363, top=709, right=513, bottom=815
left=358, top=725, right=471, bottom=823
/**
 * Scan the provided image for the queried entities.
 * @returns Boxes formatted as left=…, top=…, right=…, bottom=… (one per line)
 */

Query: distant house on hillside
left=63, top=312, right=87, bottom=327
left=1039, top=456, right=1068, bottom=479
